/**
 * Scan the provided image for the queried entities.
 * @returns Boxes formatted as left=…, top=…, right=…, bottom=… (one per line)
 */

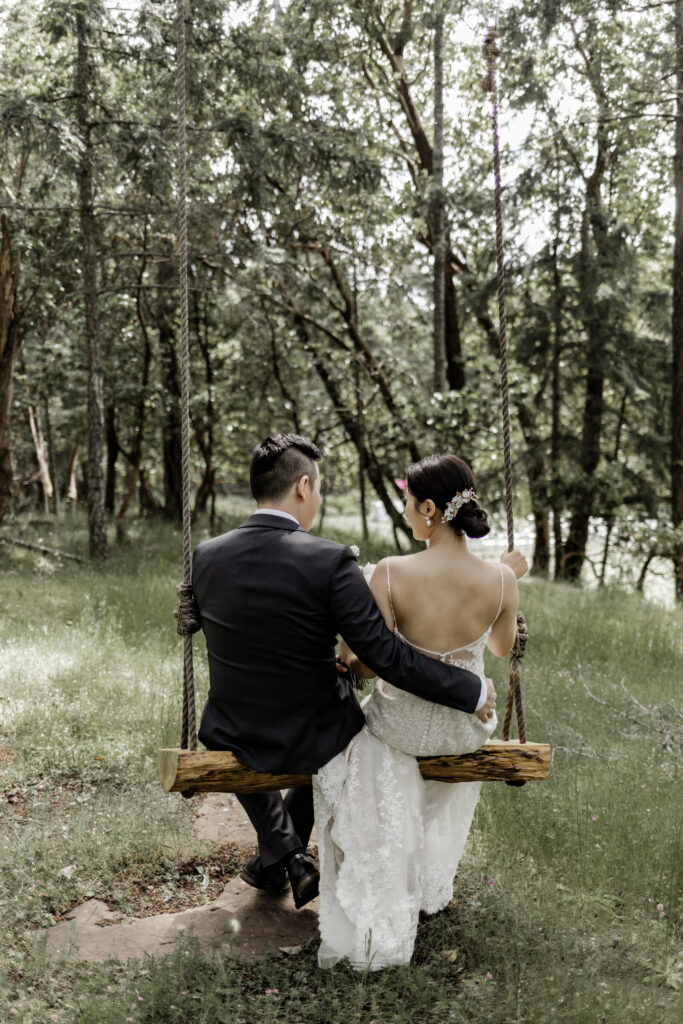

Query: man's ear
left=294, top=474, right=310, bottom=501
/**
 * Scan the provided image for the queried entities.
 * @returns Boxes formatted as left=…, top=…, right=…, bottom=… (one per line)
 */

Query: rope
left=483, top=27, right=527, bottom=750
left=175, top=0, right=197, bottom=754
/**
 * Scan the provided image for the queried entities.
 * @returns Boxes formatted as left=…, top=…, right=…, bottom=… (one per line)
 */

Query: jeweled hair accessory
left=441, top=488, right=477, bottom=523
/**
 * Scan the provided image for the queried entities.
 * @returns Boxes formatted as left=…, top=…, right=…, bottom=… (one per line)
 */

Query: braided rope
left=483, top=29, right=514, bottom=553
left=176, top=0, right=197, bottom=753
left=483, top=27, right=526, bottom=747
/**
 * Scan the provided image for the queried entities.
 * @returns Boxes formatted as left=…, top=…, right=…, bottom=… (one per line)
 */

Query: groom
left=192, top=433, right=495, bottom=909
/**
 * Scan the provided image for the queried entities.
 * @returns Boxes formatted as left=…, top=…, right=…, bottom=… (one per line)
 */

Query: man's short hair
left=249, top=433, right=321, bottom=502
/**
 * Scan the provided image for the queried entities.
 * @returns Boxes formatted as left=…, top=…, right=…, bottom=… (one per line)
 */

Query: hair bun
left=456, top=503, right=490, bottom=539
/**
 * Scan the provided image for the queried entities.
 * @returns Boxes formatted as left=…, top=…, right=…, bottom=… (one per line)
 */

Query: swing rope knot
left=512, top=611, right=528, bottom=661
left=482, top=31, right=500, bottom=60
left=174, top=581, right=202, bottom=636
left=481, top=30, right=499, bottom=93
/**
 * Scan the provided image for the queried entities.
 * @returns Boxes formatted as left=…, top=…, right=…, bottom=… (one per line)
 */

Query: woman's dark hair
left=250, top=433, right=321, bottom=501
left=406, top=454, right=490, bottom=539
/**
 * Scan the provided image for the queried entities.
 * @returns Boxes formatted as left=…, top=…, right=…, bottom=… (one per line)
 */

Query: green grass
left=0, top=512, right=681, bottom=1023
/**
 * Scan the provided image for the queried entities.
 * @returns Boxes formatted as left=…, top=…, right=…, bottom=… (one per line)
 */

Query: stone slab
left=40, top=879, right=319, bottom=963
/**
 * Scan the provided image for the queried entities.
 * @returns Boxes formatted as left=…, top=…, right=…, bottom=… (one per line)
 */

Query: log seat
left=158, top=740, right=550, bottom=794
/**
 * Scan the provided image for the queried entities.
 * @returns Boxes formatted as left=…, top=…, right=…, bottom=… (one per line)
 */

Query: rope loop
left=512, top=611, right=528, bottom=661
left=174, top=581, right=202, bottom=636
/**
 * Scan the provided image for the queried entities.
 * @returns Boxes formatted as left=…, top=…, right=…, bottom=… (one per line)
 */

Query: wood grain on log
left=158, top=741, right=550, bottom=794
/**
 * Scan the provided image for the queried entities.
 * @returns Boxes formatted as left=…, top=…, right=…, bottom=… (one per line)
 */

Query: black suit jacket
left=193, top=513, right=482, bottom=774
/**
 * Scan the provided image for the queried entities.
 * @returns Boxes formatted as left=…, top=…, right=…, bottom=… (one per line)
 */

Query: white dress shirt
left=254, top=507, right=300, bottom=524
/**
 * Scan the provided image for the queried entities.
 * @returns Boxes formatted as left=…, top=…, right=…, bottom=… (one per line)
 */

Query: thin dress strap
left=386, top=557, right=398, bottom=629
left=485, top=562, right=505, bottom=633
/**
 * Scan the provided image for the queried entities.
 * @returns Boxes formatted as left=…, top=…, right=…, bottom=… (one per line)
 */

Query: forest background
left=1, top=0, right=682, bottom=603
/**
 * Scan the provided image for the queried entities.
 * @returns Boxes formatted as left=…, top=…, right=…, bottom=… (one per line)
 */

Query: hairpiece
left=441, top=488, right=477, bottom=523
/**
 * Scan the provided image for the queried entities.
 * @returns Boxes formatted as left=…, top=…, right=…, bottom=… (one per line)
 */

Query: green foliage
left=0, top=0, right=677, bottom=590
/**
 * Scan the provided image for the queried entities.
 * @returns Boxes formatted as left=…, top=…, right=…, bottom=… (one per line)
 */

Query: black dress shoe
left=240, top=854, right=290, bottom=895
left=286, top=852, right=319, bottom=909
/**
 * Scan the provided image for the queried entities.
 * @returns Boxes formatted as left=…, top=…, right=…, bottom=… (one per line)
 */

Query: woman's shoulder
left=468, top=552, right=513, bottom=581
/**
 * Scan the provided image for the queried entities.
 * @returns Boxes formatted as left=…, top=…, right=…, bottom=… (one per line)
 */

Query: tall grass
left=0, top=513, right=681, bottom=1022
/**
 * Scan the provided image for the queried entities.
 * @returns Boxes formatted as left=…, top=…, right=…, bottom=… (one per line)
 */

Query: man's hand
left=474, top=677, right=496, bottom=724
left=500, top=548, right=528, bottom=580
left=335, top=655, right=349, bottom=676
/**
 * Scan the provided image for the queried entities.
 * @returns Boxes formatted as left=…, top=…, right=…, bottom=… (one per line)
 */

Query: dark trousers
left=236, top=784, right=314, bottom=867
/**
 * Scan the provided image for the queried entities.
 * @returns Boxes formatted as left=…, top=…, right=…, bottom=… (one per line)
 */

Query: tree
left=0, top=215, right=22, bottom=521
left=432, top=4, right=446, bottom=393
left=673, top=0, right=683, bottom=601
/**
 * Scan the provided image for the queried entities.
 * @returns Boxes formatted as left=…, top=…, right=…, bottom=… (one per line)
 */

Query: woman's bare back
left=369, top=547, right=518, bottom=661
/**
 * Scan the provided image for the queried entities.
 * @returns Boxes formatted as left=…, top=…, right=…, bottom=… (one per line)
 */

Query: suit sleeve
left=330, top=547, right=481, bottom=714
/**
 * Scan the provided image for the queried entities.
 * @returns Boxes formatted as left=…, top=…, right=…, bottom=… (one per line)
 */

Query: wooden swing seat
left=158, top=740, right=550, bottom=794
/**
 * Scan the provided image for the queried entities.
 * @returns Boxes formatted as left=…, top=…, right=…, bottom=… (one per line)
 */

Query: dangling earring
left=426, top=517, right=432, bottom=527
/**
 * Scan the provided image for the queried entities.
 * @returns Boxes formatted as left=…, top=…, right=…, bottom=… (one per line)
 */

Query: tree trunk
left=560, top=182, right=609, bottom=581
left=559, top=29, right=613, bottom=583
left=27, top=404, right=53, bottom=514
left=517, top=400, right=550, bottom=577
left=0, top=215, right=22, bottom=523
left=64, top=443, right=79, bottom=504
left=432, top=8, right=446, bottom=393
left=444, top=250, right=466, bottom=391
left=673, top=0, right=683, bottom=602
left=192, top=288, right=216, bottom=518
left=105, top=403, right=118, bottom=514
left=43, top=394, right=59, bottom=515
left=76, top=13, right=108, bottom=559
left=355, top=360, right=369, bottom=542
left=270, top=326, right=301, bottom=433
left=550, top=205, right=565, bottom=580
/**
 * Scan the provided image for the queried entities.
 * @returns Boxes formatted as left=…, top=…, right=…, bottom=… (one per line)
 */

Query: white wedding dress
left=313, top=560, right=503, bottom=971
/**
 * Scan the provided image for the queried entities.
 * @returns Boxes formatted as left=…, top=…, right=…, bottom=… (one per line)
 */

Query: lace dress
left=313, top=561, right=503, bottom=971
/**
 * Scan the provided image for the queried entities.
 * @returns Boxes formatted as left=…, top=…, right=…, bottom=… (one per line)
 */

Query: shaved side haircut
left=249, top=433, right=321, bottom=502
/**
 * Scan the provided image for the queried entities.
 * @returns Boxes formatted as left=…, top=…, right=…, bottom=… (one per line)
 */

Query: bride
left=313, top=453, right=528, bottom=970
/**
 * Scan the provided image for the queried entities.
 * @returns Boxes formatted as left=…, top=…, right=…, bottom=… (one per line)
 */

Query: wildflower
left=107, top=986, right=112, bottom=992
left=265, top=989, right=279, bottom=995
left=656, top=903, right=664, bottom=912
left=591, top=816, right=597, bottom=821
left=488, top=876, right=495, bottom=885
left=486, top=972, right=493, bottom=980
